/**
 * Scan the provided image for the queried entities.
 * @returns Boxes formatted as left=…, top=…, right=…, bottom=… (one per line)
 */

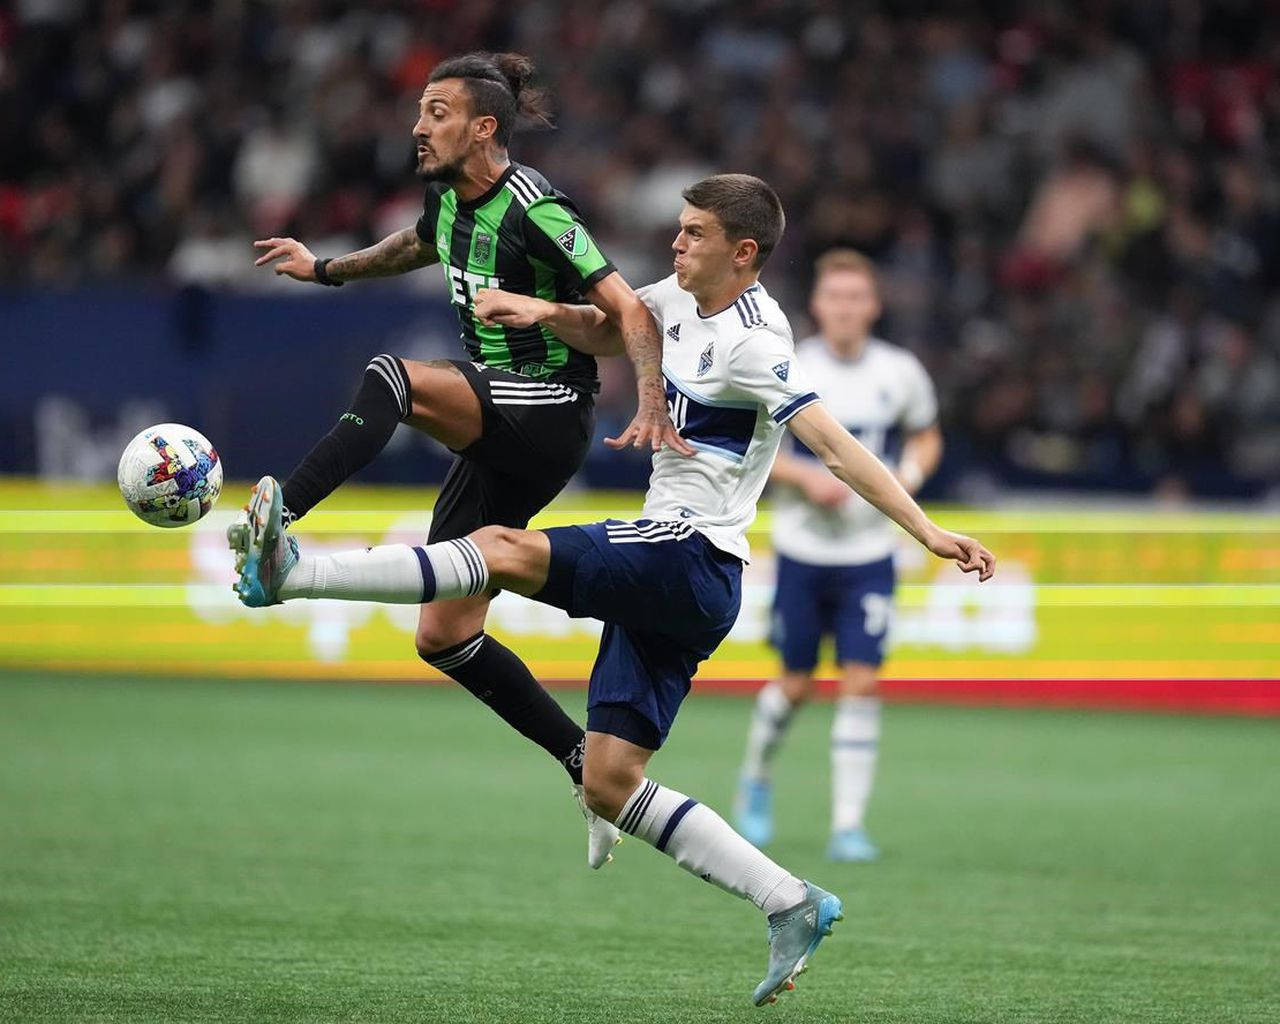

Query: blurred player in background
left=236, top=52, right=686, bottom=863
left=735, top=250, right=942, bottom=862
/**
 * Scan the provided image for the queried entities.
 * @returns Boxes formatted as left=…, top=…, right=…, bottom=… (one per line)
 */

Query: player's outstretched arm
left=585, top=273, right=694, bottom=455
left=472, top=288, right=623, bottom=354
left=769, top=450, right=852, bottom=508
left=788, top=403, right=995, bottom=581
left=253, top=227, right=437, bottom=284
left=474, top=282, right=695, bottom=455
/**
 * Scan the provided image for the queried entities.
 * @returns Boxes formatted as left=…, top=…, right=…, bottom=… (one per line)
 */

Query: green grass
left=1, top=675, right=1276, bottom=1023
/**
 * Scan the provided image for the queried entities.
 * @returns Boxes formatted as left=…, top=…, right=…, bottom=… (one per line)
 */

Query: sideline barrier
left=2, top=480, right=1277, bottom=714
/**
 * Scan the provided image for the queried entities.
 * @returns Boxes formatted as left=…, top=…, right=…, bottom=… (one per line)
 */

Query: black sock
left=424, top=632, right=586, bottom=784
left=280, top=354, right=411, bottom=522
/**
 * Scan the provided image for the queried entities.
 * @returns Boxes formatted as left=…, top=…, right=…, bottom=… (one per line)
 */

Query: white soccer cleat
left=573, top=784, right=622, bottom=869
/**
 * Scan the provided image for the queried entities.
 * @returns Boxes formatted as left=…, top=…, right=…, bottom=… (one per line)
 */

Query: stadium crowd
left=2, top=1, right=1278, bottom=497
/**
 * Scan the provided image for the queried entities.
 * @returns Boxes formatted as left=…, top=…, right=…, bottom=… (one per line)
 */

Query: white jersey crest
left=772, top=336, right=938, bottom=566
left=635, top=275, right=820, bottom=561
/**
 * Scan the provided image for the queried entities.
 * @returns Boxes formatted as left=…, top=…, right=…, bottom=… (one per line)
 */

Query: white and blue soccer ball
left=117, top=423, right=223, bottom=528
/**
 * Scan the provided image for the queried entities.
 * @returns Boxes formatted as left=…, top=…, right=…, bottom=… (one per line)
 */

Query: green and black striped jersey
left=415, top=163, right=614, bottom=393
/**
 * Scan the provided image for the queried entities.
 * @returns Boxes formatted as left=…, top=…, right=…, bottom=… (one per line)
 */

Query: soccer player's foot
left=752, top=882, right=843, bottom=1007
left=735, top=776, right=774, bottom=848
left=228, top=476, right=297, bottom=608
left=827, top=827, right=878, bottom=863
left=573, top=784, right=622, bottom=869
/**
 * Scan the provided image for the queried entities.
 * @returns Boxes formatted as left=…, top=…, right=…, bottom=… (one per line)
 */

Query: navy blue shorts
left=769, top=554, right=896, bottom=671
left=536, top=520, right=743, bottom=750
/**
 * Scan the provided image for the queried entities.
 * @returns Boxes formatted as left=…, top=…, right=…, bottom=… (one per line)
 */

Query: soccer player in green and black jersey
left=241, top=53, right=688, bottom=861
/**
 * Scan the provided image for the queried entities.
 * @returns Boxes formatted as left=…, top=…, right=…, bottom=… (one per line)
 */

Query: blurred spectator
left=2, top=0, right=1277, bottom=498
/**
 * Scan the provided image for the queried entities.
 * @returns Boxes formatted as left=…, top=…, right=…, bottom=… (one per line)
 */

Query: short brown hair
left=813, top=248, right=880, bottom=293
left=681, top=174, right=785, bottom=269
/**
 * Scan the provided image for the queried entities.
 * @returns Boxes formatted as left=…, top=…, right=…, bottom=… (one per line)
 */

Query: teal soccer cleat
left=752, top=882, right=843, bottom=1007
left=827, top=828, right=879, bottom=863
left=228, top=475, right=297, bottom=608
left=735, top=776, right=774, bottom=848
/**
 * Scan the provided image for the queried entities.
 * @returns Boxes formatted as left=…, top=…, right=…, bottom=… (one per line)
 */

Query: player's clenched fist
left=253, top=237, right=318, bottom=280
left=923, top=528, right=996, bottom=581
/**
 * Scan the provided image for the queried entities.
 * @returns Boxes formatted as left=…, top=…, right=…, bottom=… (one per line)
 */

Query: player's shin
left=614, top=778, right=807, bottom=914
left=278, top=537, right=488, bottom=603
left=741, top=680, right=798, bottom=780
left=831, top=695, right=880, bottom=833
left=279, top=355, right=411, bottom=524
left=422, top=632, right=587, bottom=785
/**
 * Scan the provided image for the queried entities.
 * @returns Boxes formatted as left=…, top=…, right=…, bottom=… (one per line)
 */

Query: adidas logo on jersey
left=666, top=323, right=681, bottom=342
left=772, top=361, right=790, bottom=381
left=696, top=342, right=714, bottom=377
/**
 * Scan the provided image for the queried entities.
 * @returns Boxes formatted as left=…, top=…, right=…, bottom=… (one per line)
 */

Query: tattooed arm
left=252, top=227, right=438, bottom=283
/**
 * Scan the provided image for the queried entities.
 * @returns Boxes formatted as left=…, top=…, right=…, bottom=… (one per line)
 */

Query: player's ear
left=472, top=114, right=498, bottom=143
left=735, top=238, right=759, bottom=270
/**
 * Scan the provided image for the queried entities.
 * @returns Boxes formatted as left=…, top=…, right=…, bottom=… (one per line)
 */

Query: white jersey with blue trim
left=634, top=274, right=820, bottom=562
left=772, top=336, right=938, bottom=566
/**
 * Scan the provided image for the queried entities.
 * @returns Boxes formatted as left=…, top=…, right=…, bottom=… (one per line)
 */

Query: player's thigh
left=585, top=623, right=701, bottom=752
left=537, top=522, right=740, bottom=637
left=415, top=593, right=491, bottom=657
left=769, top=555, right=826, bottom=673
left=402, top=359, right=484, bottom=451
left=832, top=556, right=896, bottom=670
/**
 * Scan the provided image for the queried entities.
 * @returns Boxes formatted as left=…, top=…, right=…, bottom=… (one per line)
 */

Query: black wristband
left=314, top=257, right=344, bottom=287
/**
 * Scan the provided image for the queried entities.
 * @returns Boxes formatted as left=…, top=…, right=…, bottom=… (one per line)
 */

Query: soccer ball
left=118, top=423, right=223, bottom=528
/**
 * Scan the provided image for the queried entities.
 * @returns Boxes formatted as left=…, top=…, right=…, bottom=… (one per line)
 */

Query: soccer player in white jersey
left=735, top=249, right=942, bottom=863
left=230, top=174, right=993, bottom=1005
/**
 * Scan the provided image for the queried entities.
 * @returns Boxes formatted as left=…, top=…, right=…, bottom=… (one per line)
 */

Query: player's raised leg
left=274, top=357, right=483, bottom=526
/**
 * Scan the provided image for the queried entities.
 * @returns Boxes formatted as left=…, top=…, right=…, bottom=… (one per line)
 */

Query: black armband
left=314, top=257, right=344, bottom=287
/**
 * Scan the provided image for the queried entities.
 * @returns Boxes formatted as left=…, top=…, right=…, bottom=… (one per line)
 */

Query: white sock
left=831, top=695, right=880, bottom=833
left=615, top=778, right=807, bottom=915
left=740, top=681, right=798, bottom=781
left=278, top=537, right=489, bottom=603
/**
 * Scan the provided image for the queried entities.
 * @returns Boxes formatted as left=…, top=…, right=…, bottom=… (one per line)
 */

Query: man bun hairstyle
left=681, top=173, right=785, bottom=269
left=428, top=51, right=552, bottom=147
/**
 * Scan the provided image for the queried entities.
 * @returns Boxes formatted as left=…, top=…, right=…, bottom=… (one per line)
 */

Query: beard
left=416, top=153, right=466, bottom=184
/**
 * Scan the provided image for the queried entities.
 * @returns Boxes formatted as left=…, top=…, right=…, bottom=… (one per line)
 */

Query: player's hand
left=605, top=401, right=696, bottom=456
left=253, top=237, right=318, bottom=281
left=802, top=471, right=851, bottom=509
left=925, top=527, right=996, bottom=582
left=473, top=288, right=552, bottom=328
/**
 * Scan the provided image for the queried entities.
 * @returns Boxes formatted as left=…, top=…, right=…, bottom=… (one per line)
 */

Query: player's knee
left=582, top=760, right=641, bottom=821
left=414, top=621, right=471, bottom=661
left=781, top=673, right=815, bottom=704
left=469, top=525, right=526, bottom=572
left=837, top=666, right=879, bottom=698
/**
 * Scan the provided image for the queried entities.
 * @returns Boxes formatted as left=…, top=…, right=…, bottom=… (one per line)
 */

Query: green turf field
left=1, top=675, right=1276, bottom=1023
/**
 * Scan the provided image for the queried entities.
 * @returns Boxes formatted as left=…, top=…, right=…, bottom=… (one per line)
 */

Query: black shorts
left=427, top=360, right=596, bottom=543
